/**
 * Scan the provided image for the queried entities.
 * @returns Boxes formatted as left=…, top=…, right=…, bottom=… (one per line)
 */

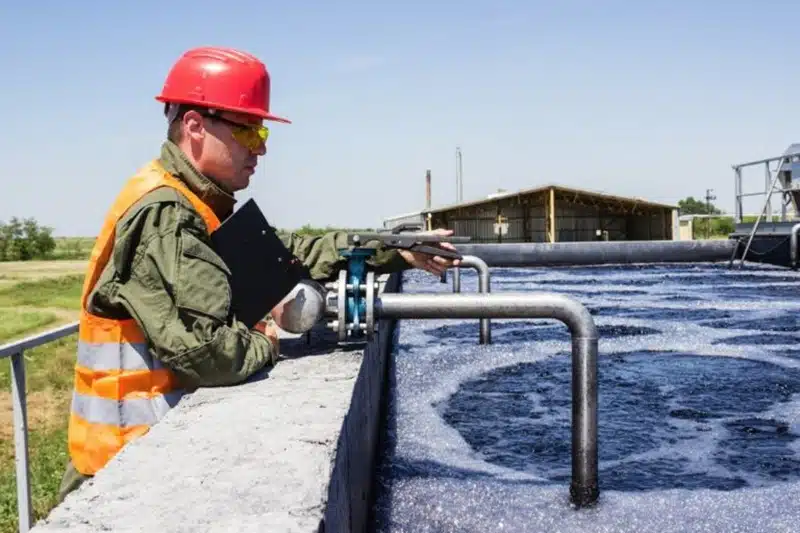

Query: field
left=0, top=259, right=86, bottom=533
left=47, top=238, right=95, bottom=262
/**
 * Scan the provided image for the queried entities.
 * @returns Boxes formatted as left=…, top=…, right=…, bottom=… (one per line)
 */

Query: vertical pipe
left=549, top=187, right=557, bottom=243
left=735, top=167, right=743, bottom=224
left=425, top=169, right=431, bottom=210
left=571, top=334, right=598, bottom=507
left=791, top=223, right=800, bottom=269
left=457, top=255, right=492, bottom=344
left=543, top=192, right=550, bottom=243
left=782, top=178, right=788, bottom=222
left=375, top=292, right=599, bottom=507
left=458, top=147, right=464, bottom=203
left=452, top=266, right=461, bottom=293
left=733, top=167, right=739, bottom=224
left=765, top=161, right=773, bottom=223
left=11, top=351, right=31, bottom=533
left=455, top=147, right=463, bottom=204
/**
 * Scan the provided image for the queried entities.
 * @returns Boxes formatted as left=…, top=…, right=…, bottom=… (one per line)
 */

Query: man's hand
left=397, top=228, right=461, bottom=276
left=253, top=318, right=280, bottom=351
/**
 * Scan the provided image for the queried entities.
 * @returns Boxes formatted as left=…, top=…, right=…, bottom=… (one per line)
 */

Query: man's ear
left=183, top=110, right=205, bottom=141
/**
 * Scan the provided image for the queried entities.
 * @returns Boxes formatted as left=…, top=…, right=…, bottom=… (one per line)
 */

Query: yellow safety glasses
left=202, top=112, right=269, bottom=152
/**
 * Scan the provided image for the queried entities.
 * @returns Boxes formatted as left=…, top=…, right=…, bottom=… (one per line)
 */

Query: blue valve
left=338, top=247, right=376, bottom=338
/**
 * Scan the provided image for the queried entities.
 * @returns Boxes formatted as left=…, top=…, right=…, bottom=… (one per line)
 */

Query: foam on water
left=371, top=262, right=800, bottom=533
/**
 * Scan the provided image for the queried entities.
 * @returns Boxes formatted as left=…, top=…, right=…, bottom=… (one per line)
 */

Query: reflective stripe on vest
left=71, top=390, right=184, bottom=427
left=68, top=160, right=221, bottom=476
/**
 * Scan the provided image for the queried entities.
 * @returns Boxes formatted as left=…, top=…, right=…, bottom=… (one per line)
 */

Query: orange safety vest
left=68, top=159, right=221, bottom=476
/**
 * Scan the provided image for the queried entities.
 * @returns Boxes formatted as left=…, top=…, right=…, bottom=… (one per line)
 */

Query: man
left=59, top=46, right=458, bottom=501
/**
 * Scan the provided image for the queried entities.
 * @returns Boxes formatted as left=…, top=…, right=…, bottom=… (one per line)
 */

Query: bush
left=278, top=225, right=377, bottom=238
left=691, top=217, right=736, bottom=239
left=712, top=217, right=735, bottom=235
left=0, top=217, right=56, bottom=261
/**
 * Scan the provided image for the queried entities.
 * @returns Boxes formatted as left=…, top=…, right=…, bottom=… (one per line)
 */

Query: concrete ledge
left=32, top=273, right=401, bottom=533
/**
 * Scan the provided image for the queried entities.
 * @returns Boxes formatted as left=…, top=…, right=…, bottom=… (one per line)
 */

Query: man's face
left=188, top=110, right=268, bottom=192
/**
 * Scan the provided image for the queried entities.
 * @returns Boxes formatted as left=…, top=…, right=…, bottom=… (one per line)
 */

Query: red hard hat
left=155, top=46, right=290, bottom=124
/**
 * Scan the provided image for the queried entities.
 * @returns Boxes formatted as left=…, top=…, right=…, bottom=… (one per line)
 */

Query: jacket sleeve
left=101, top=196, right=279, bottom=388
left=280, top=231, right=411, bottom=282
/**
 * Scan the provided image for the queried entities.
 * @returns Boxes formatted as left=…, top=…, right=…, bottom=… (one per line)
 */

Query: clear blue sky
left=2, top=0, right=798, bottom=236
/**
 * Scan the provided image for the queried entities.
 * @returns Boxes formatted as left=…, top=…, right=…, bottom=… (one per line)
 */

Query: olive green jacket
left=86, top=141, right=410, bottom=389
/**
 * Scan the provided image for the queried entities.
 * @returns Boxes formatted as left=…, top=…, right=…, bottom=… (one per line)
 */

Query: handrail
left=0, top=321, right=79, bottom=533
left=738, top=166, right=785, bottom=268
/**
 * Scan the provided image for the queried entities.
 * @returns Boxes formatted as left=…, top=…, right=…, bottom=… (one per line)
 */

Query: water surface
left=372, top=261, right=800, bottom=533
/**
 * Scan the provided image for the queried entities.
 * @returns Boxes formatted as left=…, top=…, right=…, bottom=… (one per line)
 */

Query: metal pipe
left=790, top=223, right=800, bottom=269
left=376, top=291, right=599, bottom=508
left=736, top=167, right=744, bottom=223
left=732, top=154, right=792, bottom=168
left=451, top=255, right=492, bottom=343
left=737, top=186, right=800, bottom=199
left=454, top=240, right=738, bottom=267
left=0, top=321, right=78, bottom=533
left=0, top=321, right=78, bottom=359
left=765, top=161, right=773, bottom=222
left=738, top=163, right=785, bottom=269
left=11, top=352, right=31, bottom=533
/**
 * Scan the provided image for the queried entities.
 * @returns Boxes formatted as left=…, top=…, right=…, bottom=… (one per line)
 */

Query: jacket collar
left=158, top=141, right=236, bottom=220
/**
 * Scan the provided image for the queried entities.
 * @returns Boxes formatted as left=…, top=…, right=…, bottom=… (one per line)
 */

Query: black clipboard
left=210, top=198, right=305, bottom=329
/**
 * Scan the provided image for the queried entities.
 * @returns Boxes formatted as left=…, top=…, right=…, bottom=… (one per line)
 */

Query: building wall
left=678, top=218, right=693, bottom=240
left=428, top=190, right=675, bottom=243
left=626, top=210, right=673, bottom=240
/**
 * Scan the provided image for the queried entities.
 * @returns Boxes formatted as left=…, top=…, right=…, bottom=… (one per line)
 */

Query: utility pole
left=705, top=188, right=716, bottom=239
left=455, top=146, right=463, bottom=204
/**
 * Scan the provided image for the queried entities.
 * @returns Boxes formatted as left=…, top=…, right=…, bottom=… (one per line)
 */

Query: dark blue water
left=372, top=261, right=800, bottom=533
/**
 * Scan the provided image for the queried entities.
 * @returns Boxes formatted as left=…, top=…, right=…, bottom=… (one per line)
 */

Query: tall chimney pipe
left=425, top=169, right=431, bottom=209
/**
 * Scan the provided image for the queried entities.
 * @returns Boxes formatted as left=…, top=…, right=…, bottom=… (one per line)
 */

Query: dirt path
left=0, top=390, right=69, bottom=442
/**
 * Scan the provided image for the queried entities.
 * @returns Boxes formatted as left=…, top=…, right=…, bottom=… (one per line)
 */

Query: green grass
left=0, top=274, right=82, bottom=533
left=0, top=276, right=83, bottom=310
left=0, top=335, right=77, bottom=533
left=0, top=425, right=70, bottom=532
left=0, top=335, right=78, bottom=393
left=0, top=310, right=58, bottom=344
left=48, top=238, right=94, bottom=261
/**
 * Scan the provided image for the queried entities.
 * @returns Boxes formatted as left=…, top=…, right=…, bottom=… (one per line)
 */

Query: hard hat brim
left=261, top=112, right=292, bottom=124
left=155, top=96, right=292, bottom=124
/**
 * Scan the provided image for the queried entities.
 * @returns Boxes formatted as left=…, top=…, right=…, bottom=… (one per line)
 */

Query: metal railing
left=732, top=151, right=800, bottom=224
left=0, top=321, right=79, bottom=533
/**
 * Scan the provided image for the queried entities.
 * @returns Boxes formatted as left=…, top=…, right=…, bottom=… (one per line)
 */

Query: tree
left=678, top=196, right=722, bottom=215
left=0, top=217, right=56, bottom=261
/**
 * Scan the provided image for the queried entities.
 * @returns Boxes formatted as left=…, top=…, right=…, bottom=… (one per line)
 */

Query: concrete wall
left=31, top=274, right=401, bottom=533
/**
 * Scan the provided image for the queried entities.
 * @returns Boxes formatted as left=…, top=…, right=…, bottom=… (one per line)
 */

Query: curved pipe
left=454, top=240, right=738, bottom=267
left=376, top=291, right=599, bottom=508
left=791, top=223, right=800, bottom=269
left=451, top=255, right=492, bottom=344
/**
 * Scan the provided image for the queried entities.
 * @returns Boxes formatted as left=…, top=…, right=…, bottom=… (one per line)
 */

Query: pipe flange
left=365, top=271, right=375, bottom=340
left=337, top=269, right=347, bottom=341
